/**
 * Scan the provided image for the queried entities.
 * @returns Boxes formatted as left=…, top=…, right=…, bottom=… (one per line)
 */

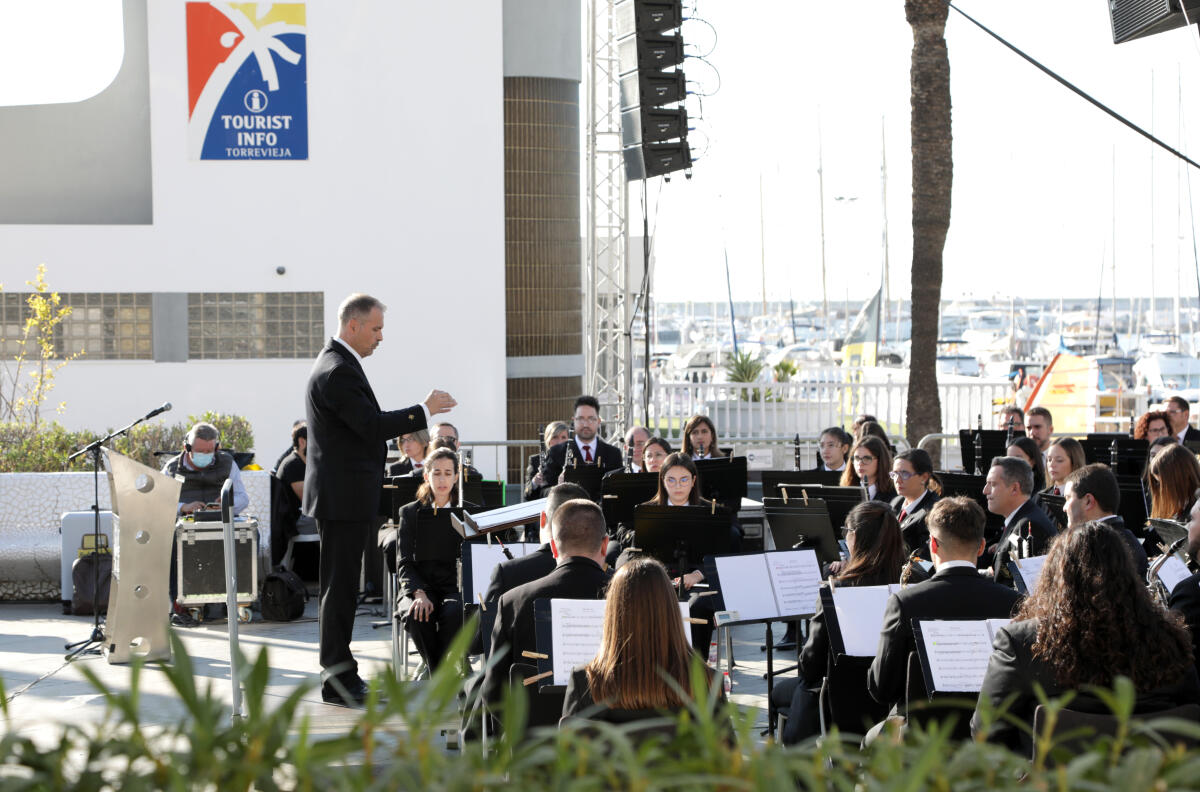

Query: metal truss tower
left=585, top=0, right=632, bottom=434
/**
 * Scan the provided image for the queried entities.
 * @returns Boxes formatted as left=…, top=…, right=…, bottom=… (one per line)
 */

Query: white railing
left=646, top=368, right=1012, bottom=445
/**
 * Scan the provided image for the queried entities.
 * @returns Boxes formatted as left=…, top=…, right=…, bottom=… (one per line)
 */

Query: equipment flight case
left=176, top=514, right=259, bottom=622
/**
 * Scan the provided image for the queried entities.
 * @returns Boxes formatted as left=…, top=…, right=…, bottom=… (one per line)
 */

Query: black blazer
left=1170, top=571, right=1200, bottom=676
left=523, top=453, right=543, bottom=501
left=890, top=491, right=940, bottom=558
left=971, top=618, right=1200, bottom=753
left=534, top=438, right=624, bottom=499
left=386, top=457, right=421, bottom=478
left=394, top=501, right=470, bottom=599
left=991, top=498, right=1059, bottom=577
left=560, top=664, right=725, bottom=726
left=1097, top=515, right=1149, bottom=578
left=303, top=339, right=427, bottom=521
left=867, top=566, right=1022, bottom=710
left=1183, top=426, right=1200, bottom=444
left=483, top=543, right=557, bottom=602
left=483, top=556, right=611, bottom=701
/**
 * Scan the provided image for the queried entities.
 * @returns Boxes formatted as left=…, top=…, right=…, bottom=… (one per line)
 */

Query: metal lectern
left=102, top=448, right=182, bottom=664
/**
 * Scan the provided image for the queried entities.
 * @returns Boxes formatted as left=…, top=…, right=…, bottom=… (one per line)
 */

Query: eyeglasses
left=841, top=526, right=857, bottom=537
left=574, top=415, right=600, bottom=423
left=665, top=476, right=692, bottom=487
left=888, top=470, right=917, bottom=481
left=852, top=455, right=876, bottom=464
left=1167, top=409, right=1186, bottom=416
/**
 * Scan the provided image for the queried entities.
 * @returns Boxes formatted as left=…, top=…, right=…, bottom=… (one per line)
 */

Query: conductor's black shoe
left=321, top=678, right=369, bottom=707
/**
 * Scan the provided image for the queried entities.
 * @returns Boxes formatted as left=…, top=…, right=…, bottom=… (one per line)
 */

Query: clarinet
left=457, top=448, right=465, bottom=506
left=793, top=433, right=802, bottom=472
left=624, top=441, right=634, bottom=472
left=1109, top=438, right=1119, bottom=468
left=537, top=439, right=547, bottom=482
left=565, top=427, right=577, bottom=469
left=973, top=414, right=984, bottom=476
left=1005, top=417, right=1014, bottom=447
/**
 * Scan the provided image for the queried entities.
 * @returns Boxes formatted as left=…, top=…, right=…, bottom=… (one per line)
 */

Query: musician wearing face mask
left=161, top=421, right=250, bottom=626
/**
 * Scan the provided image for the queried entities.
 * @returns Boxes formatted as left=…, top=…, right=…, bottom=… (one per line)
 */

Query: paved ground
left=0, top=600, right=789, bottom=749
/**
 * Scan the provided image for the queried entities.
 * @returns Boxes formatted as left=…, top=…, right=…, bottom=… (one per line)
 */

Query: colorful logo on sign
left=186, top=3, right=307, bottom=160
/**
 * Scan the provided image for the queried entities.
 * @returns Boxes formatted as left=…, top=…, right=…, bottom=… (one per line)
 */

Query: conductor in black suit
left=982, top=456, right=1058, bottom=578
left=303, top=293, right=456, bottom=706
left=867, top=497, right=1022, bottom=715
left=533, top=395, right=624, bottom=500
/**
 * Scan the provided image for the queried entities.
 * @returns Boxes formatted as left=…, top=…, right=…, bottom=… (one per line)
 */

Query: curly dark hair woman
left=1134, top=410, right=1172, bottom=442
left=972, top=522, right=1200, bottom=752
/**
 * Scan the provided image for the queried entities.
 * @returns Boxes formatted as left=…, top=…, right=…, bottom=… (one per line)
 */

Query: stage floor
left=0, top=601, right=785, bottom=749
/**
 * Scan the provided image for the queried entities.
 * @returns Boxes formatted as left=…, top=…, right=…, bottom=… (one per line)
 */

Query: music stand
left=383, top=477, right=423, bottom=520
left=696, top=457, right=748, bottom=505
left=632, top=504, right=734, bottom=577
left=778, top=484, right=864, bottom=534
left=936, top=471, right=1004, bottom=541
left=412, top=507, right=467, bottom=564
left=1082, top=434, right=1148, bottom=477
left=761, top=470, right=843, bottom=498
left=762, top=499, right=841, bottom=564
left=563, top=464, right=606, bottom=501
left=1115, top=474, right=1149, bottom=537
left=958, top=429, right=1010, bottom=474
left=1037, top=492, right=1067, bottom=531
left=599, top=471, right=658, bottom=531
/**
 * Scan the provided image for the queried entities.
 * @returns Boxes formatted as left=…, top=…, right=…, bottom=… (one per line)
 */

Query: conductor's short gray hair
left=338, top=293, right=386, bottom=327
left=187, top=422, right=220, bottom=445
left=990, top=456, right=1034, bottom=495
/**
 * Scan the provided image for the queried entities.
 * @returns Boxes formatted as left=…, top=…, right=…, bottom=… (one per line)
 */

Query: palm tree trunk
left=905, top=0, right=952, bottom=456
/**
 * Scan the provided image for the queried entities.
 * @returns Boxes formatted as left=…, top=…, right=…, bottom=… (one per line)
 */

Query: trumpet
left=1148, top=536, right=1188, bottom=607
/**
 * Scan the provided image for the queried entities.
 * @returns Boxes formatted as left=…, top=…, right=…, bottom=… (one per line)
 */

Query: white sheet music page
left=1014, top=555, right=1047, bottom=594
left=766, top=550, right=822, bottom=617
left=467, top=543, right=530, bottom=601
left=1157, top=556, right=1193, bottom=596
left=830, top=585, right=893, bottom=656
left=917, top=620, right=995, bottom=693
left=713, top=555, right=777, bottom=621
left=549, top=598, right=606, bottom=685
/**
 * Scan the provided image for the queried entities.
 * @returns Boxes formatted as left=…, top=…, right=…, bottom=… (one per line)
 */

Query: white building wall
left=1, top=1, right=508, bottom=476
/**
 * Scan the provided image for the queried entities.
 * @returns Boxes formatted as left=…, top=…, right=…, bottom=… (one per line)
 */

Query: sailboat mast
left=880, top=118, right=890, bottom=344
left=818, top=119, right=830, bottom=337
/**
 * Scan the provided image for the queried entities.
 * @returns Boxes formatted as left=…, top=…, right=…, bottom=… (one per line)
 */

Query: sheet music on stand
left=819, top=584, right=899, bottom=657
left=533, top=598, right=692, bottom=688
left=451, top=498, right=545, bottom=539
left=460, top=542, right=543, bottom=603
left=1007, top=554, right=1047, bottom=596
left=912, top=618, right=1011, bottom=694
left=1156, top=556, right=1193, bottom=597
left=705, top=550, right=822, bottom=623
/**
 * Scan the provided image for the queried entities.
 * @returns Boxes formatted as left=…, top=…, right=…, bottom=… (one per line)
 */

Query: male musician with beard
left=1168, top=491, right=1200, bottom=671
left=1062, top=464, right=1147, bottom=577
left=533, top=395, right=623, bottom=499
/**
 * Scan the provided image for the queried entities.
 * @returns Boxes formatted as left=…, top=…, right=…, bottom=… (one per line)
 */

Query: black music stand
left=383, top=477, right=423, bottom=520
left=958, top=429, right=1009, bottom=474
left=1115, top=474, right=1149, bottom=538
left=1037, top=492, right=1067, bottom=532
left=762, top=498, right=841, bottom=565
left=696, top=457, right=748, bottom=505
left=761, top=470, right=843, bottom=498
left=599, top=471, right=658, bottom=531
left=412, top=507, right=467, bottom=563
left=563, top=464, right=607, bottom=501
left=936, top=471, right=1004, bottom=542
left=632, top=505, right=734, bottom=577
left=778, top=484, right=864, bottom=535
left=1082, top=434, right=1148, bottom=477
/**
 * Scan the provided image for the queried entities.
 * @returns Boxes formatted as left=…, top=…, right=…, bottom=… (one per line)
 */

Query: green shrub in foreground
left=2, top=624, right=1200, bottom=790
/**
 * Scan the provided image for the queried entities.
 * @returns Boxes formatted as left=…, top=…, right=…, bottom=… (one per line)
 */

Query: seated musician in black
left=396, top=447, right=474, bottom=671
left=562, top=556, right=724, bottom=728
left=1063, top=463, right=1147, bottom=577
left=523, top=421, right=569, bottom=501
left=812, top=427, right=852, bottom=473
left=869, top=497, right=1022, bottom=721
left=1170, top=493, right=1200, bottom=675
left=614, top=452, right=731, bottom=653
left=682, top=414, right=725, bottom=459
left=889, top=449, right=941, bottom=559
left=641, top=437, right=671, bottom=474
left=533, top=395, right=623, bottom=499
left=983, top=456, right=1057, bottom=579
left=484, top=482, right=588, bottom=602
left=770, top=502, right=906, bottom=745
left=386, top=430, right=428, bottom=477
left=841, top=436, right=897, bottom=502
left=973, top=522, right=1200, bottom=754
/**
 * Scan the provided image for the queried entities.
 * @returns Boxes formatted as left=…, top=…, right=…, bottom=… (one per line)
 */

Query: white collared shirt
left=866, top=483, right=877, bottom=499
left=936, top=559, right=977, bottom=572
left=823, top=462, right=847, bottom=472
left=1003, top=500, right=1028, bottom=528
left=1179, top=427, right=1190, bottom=444
left=903, top=489, right=929, bottom=512
left=576, top=438, right=598, bottom=461
left=333, top=336, right=363, bottom=364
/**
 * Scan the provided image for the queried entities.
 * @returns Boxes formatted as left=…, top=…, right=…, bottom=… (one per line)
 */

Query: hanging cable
left=949, top=2, right=1200, bottom=170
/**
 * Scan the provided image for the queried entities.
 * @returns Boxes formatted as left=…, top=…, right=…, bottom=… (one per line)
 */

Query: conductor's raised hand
left=424, top=390, right=457, bottom=416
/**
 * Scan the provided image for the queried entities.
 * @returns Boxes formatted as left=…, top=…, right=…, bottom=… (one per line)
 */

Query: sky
left=641, top=0, right=1200, bottom=304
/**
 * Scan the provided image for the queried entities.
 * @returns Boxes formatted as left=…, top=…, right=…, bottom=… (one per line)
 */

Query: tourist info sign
left=186, top=3, right=309, bottom=160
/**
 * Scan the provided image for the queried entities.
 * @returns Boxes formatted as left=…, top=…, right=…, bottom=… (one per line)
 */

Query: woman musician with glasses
left=889, top=449, right=942, bottom=559
left=840, top=435, right=897, bottom=502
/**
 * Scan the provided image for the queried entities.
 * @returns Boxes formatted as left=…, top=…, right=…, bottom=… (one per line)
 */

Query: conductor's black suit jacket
left=303, top=339, right=427, bottom=521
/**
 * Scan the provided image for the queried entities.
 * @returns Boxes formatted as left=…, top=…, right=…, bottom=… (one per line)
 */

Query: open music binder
left=460, top=541, right=544, bottom=603
left=819, top=584, right=900, bottom=658
left=1006, top=554, right=1047, bottom=596
left=532, top=598, right=692, bottom=688
left=912, top=618, right=1011, bottom=695
left=703, top=549, right=822, bottom=623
